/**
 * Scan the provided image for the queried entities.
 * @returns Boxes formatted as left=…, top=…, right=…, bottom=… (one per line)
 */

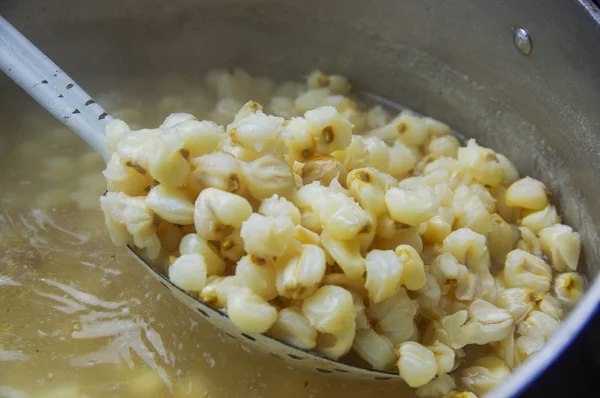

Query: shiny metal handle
left=0, top=15, right=112, bottom=161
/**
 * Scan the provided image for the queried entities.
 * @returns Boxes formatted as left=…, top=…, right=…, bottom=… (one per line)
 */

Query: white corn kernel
left=266, top=96, right=297, bottom=119
left=269, top=307, right=317, bottom=349
left=320, top=230, right=365, bottom=279
left=242, top=155, right=296, bottom=200
left=194, top=188, right=253, bottom=240
left=423, top=117, right=452, bottom=137
left=302, top=285, right=354, bottom=335
left=453, top=195, right=492, bottom=236
left=385, top=187, right=440, bottom=227
left=442, top=229, right=488, bottom=274
left=205, top=68, right=252, bottom=100
left=240, top=213, right=296, bottom=258
left=227, top=287, right=278, bottom=333
left=387, top=140, right=417, bottom=178
left=395, top=244, right=427, bottom=290
left=506, top=177, right=549, bottom=210
left=188, top=152, right=245, bottom=194
left=301, top=155, right=346, bottom=186
left=319, top=192, right=373, bottom=240
left=421, top=207, right=454, bottom=244
left=347, top=167, right=396, bottom=217
left=516, top=226, right=543, bottom=257
left=520, top=205, right=560, bottom=234
left=304, top=106, right=353, bottom=154
left=235, top=255, right=277, bottom=300
left=306, top=70, right=351, bottom=95
left=276, top=244, right=326, bottom=299
left=368, top=288, right=418, bottom=345
left=427, top=135, right=460, bottom=159
left=163, top=119, right=223, bottom=158
left=496, top=153, right=520, bottom=185
left=364, top=249, right=404, bottom=303
left=362, top=136, right=390, bottom=172
left=374, top=111, right=430, bottom=146
left=457, top=139, right=504, bottom=187
left=228, top=111, right=287, bottom=155
left=460, top=356, right=511, bottom=396
left=442, top=300, right=514, bottom=349
left=145, top=185, right=194, bottom=225
left=496, top=288, right=540, bottom=321
left=315, top=318, right=356, bottom=359
left=396, top=342, right=438, bottom=388
left=103, top=153, right=153, bottom=196
left=168, top=253, right=208, bottom=292
left=332, top=135, right=370, bottom=171
left=352, top=327, right=397, bottom=370
left=538, top=294, right=564, bottom=320
left=490, top=185, right=520, bottom=223
left=539, top=224, right=581, bottom=272
left=444, top=392, right=477, bottom=398
left=429, top=340, right=456, bottom=376
left=518, top=310, right=560, bottom=341
left=200, top=276, right=239, bottom=308
left=105, top=119, right=131, bottom=154
left=554, top=272, right=585, bottom=307
left=148, top=135, right=191, bottom=187
left=504, top=249, right=552, bottom=293
left=180, top=233, right=226, bottom=276
left=259, top=195, right=301, bottom=225
left=219, top=229, right=245, bottom=262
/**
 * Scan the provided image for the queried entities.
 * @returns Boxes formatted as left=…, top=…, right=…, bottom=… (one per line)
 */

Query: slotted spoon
left=0, top=15, right=402, bottom=380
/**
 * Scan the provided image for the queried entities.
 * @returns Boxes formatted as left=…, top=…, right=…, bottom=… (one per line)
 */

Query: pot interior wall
left=1, top=2, right=599, bottom=276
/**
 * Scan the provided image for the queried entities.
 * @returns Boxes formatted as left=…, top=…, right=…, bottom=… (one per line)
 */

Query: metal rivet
left=513, top=28, right=532, bottom=55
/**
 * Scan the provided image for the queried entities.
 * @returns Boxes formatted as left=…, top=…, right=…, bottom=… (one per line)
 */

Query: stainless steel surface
left=1, top=0, right=599, bottom=395
left=513, top=28, right=533, bottom=56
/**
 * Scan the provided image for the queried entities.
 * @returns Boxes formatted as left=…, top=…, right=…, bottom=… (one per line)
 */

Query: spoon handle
left=0, top=15, right=112, bottom=161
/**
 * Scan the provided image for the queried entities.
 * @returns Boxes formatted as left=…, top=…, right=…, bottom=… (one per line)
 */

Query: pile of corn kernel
left=100, top=69, right=585, bottom=397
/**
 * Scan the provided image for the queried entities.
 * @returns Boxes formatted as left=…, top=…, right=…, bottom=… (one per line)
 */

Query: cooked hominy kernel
left=319, top=192, right=372, bottom=240
left=266, top=96, right=297, bottom=118
left=496, top=288, right=540, bottom=321
left=276, top=244, right=326, bottom=299
left=235, top=255, right=278, bottom=300
left=460, top=356, right=511, bottom=396
left=269, top=307, right=317, bottom=349
left=444, top=392, right=477, bottom=398
left=103, top=153, right=153, bottom=196
left=453, top=195, right=492, bottom=236
left=506, top=177, right=549, bottom=210
left=302, top=285, right=354, bottom=335
left=504, top=249, right=552, bottom=293
left=428, top=341, right=456, bottom=376
left=145, top=185, right=194, bottom=225
left=179, top=233, right=226, bottom=276
left=240, top=213, right=296, bottom=258
left=442, top=229, right=488, bottom=273
left=427, top=135, right=460, bottom=159
left=395, top=244, right=426, bottom=291
left=304, top=106, right=353, bottom=154
left=487, top=213, right=514, bottom=265
left=388, top=140, right=418, bottom=178
left=168, top=253, right=208, bottom=292
left=206, top=68, right=253, bottom=100
left=496, top=153, right=520, bottom=185
left=457, top=139, right=504, bottom=187
left=516, top=226, right=543, bottom=257
left=258, top=195, right=302, bottom=225
left=538, top=294, right=564, bottom=320
left=301, top=155, right=346, bottom=186
left=554, top=272, right=584, bottom=306
left=188, top=152, right=245, bottom=194
left=520, top=205, right=560, bottom=234
left=163, top=119, right=223, bottom=158
left=385, top=187, right=440, bottom=227
left=347, top=167, right=396, bottom=217
left=306, top=70, right=351, bottom=95
left=368, top=288, right=418, bottom=345
left=242, top=154, right=296, bottom=200
left=539, top=224, right=581, bottom=272
left=193, top=188, right=253, bottom=240
left=332, top=135, right=370, bottom=171
left=518, top=310, right=560, bottom=342
left=352, top=327, right=397, bottom=370
left=200, top=275, right=239, bottom=307
left=365, top=249, right=404, bottom=303
left=315, top=317, right=356, bottom=359
left=320, top=230, right=365, bottom=279
left=396, top=342, right=438, bottom=387
left=105, top=119, right=131, bottom=154
left=219, top=229, right=245, bottom=262
left=490, top=185, right=520, bottom=223
left=227, top=287, right=278, bottom=333
left=362, top=136, right=390, bottom=172
left=228, top=110, right=288, bottom=155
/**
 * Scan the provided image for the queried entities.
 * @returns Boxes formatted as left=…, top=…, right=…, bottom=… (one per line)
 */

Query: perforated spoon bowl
left=0, top=15, right=402, bottom=381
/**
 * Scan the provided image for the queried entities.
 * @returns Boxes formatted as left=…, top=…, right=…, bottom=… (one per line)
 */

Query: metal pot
left=1, top=0, right=599, bottom=396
